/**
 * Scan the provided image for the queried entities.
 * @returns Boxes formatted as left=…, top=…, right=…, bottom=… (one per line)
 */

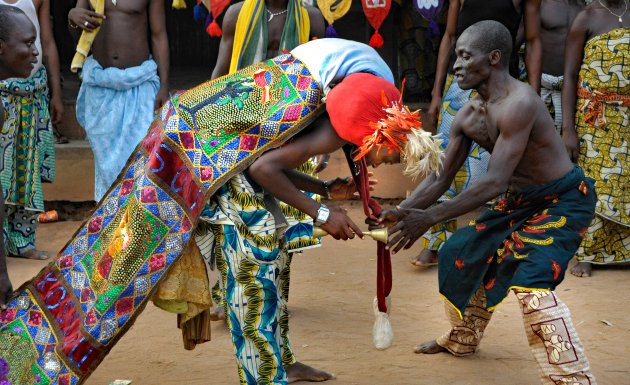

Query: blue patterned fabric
left=76, top=56, right=160, bottom=201
left=202, top=172, right=294, bottom=384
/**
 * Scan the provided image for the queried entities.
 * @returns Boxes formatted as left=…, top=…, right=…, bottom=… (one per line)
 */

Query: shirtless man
left=539, top=0, right=584, bottom=132
left=379, top=21, right=597, bottom=384
left=68, top=0, right=169, bottom=201
left=0, top=5, right=40, bottom=308
left=412, top=0, right=542, bottom=268
left=211, top=0, right=325, bottom=79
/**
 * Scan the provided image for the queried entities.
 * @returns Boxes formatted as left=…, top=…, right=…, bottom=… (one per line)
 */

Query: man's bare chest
left=461, top=104, right=498, bottom=151
left=103, top=0, right=149, bottom=15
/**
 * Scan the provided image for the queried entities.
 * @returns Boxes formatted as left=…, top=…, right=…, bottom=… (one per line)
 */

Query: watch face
left=316, top=205, right=329, bottom=225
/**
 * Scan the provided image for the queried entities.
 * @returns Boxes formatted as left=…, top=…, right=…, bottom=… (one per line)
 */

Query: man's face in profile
left=452, top=32, right=493, bottom=90
left=0, top=14, right=39, bottom=79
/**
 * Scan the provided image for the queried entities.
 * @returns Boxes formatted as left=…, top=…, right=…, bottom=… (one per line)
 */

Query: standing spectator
left=211, top=0, right=325, bottom=78
left=68, top=0, right=169, bottom=202
left=0, top=5, right=41, bottom=308
left=539, top=0, right=584, bottom=133
left=562, top=0, right=629, bottom=277
left=0, top=0, right=63, bottom=260
left=411, top=0, right=542, bottom=267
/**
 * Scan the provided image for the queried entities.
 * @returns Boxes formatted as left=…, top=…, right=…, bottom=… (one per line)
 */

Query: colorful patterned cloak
left=0, top=53, right=323, bottom=385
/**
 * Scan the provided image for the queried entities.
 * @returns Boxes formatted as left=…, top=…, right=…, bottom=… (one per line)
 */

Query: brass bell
left=313, top=227, right=388, bottom=243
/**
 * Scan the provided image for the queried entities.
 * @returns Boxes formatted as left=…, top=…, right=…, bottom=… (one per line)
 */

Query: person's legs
left=222, top=226, right=291, bottom=385
left=412, top=220, right=457, bottom=267
left=3, top=205, right=47, bottom=259
left=571, top=215, right=630, bottom=278
left=515, top=289, right=596, bottom=385
left=416, top=285, right=492, bottom=355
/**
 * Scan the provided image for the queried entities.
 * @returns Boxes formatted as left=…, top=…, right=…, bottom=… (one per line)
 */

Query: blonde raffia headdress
left=326, top=74, right=443, bottom=178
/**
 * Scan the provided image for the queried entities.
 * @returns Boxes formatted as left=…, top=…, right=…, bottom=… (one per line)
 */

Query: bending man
left=0, top=38, right=441, bottom=385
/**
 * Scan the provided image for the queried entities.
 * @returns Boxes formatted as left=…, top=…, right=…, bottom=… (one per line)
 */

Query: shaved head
left=0, top=5, right=29, bottom=41
left=460, top=20, right=513, bottom=68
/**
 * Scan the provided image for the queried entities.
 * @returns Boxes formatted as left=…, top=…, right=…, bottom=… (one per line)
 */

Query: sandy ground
left=7, top=202, right=630, bottom=385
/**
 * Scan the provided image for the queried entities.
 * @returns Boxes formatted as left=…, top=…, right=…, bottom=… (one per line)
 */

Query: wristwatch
left=314, top=204, right=330, bottom=226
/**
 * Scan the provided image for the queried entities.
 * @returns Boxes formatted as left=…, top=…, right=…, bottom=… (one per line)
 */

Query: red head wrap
left=326, top=73, right=421, bottom=160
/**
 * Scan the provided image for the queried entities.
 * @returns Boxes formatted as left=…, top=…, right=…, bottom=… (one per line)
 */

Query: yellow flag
left=317, top=0, right=352, bottom=26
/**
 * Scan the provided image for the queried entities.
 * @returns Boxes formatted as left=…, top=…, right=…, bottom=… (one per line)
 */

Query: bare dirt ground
left=8, top=202, right=630, bottom=385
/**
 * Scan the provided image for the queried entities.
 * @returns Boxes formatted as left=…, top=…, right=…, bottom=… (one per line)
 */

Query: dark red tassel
left=206, top=19, right=222, bottom=37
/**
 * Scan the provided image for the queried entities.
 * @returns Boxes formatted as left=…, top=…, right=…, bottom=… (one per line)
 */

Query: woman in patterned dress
left=562, top=0, right=629, bottom=277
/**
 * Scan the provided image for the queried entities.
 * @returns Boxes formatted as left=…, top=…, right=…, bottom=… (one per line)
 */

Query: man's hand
left=68, top=8, right=105, bottom=31
left=427, top=94, right=442, bottom=128
left=154, top=87, right=169, bottom=113
left=320, top=206, right=364, bottom=240
left=326, top=172, right=377, bottom=200
left=373, top=208, right=405, bottom=229
left=561, top=128, right=579, bottom=163
left=0, top=272, right=12, bottom=311
left=50, top=94, right=63, bottom=125
left=313, top=153, right=330, bottom=173
left=387, top=208, right=434, bottom=254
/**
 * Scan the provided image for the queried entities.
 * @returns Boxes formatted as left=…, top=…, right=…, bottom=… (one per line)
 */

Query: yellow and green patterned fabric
left=575, top=28, right=629, bottom=264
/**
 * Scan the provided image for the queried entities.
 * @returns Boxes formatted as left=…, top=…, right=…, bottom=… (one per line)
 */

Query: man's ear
left=488, top=49, right=502, bottom=66
left=0, top=39, right=5, bottom=55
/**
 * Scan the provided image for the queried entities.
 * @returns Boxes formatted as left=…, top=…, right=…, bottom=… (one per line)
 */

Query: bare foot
left=413, top=340, right=447, bottom=354
left=286, top=361, right=335, bottom=383
left=10, top=249, right=50, bottom=260
left=570, top=261, right=592, bottom=277
left=409, top=249, right=438, bottom=268
left=209, top=306, right=226, bottom=321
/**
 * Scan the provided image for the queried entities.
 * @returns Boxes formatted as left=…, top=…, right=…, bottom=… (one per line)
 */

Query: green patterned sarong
left=439, top=167, right=596, bottom=316
left=0, top=67, right=55, bottom=211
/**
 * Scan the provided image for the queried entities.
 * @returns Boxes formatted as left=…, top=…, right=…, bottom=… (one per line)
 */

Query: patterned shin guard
left=436, top=286, right=492, bottom=356
left=515, top=290, right=596, bottom=385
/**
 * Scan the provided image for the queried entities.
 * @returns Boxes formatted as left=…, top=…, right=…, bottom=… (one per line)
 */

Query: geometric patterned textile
left=0, top=66, right=56, bottom=213
left=438, top=167, right=596, bottom=317
left=574, top=28, right=629, bottom=264
left=0, top=53, right=323, bottom=384
left=435, top=74, right=488, bottom=201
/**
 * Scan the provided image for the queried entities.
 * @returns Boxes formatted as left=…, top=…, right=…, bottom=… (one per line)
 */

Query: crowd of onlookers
left=0, top=0, right=627, bottom=383
left=0, top=0, right=627, bottom=310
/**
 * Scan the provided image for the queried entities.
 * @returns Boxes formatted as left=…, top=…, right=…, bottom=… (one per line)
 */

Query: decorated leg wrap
left=436, top=286, right=492, bottom=356
left=515, top=290, right=596, bottom=385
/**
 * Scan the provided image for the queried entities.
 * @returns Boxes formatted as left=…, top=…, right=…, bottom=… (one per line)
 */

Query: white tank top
left=291, top=38, right=394, bottom=90
left=0, top=0, right=43, bottom=77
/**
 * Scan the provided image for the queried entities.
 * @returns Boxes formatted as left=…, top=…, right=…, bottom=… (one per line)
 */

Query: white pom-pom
left=372, top=296, right=394, bottom=350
